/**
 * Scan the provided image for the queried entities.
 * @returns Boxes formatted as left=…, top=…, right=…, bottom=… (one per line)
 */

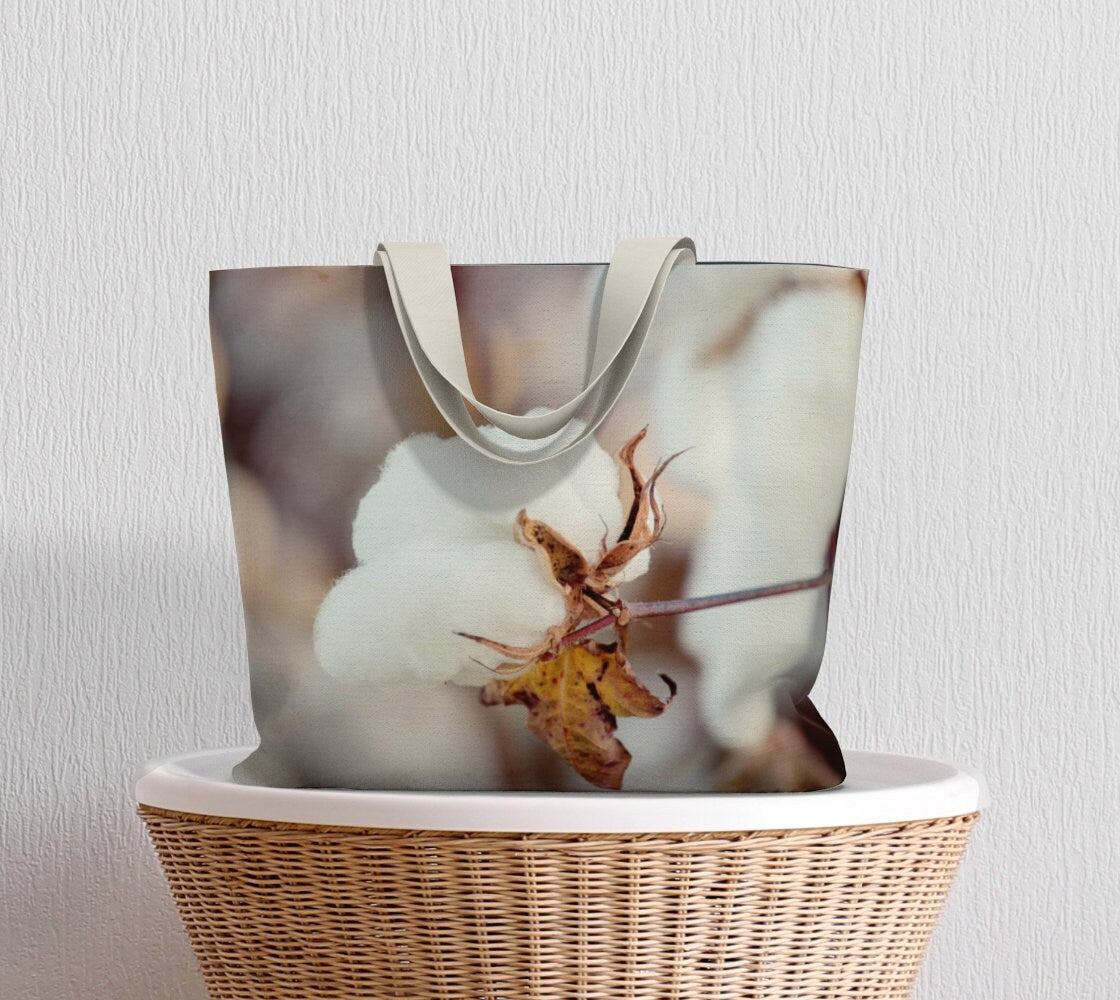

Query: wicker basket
left=135, top=750, right=983, bottom=999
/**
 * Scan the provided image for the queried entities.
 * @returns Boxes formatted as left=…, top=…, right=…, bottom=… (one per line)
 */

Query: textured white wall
left=2, top=1, right=1117, bottom=997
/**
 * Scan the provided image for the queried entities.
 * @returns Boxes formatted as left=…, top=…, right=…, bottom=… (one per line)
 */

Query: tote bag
left=210, top=239, right=866, bottom=793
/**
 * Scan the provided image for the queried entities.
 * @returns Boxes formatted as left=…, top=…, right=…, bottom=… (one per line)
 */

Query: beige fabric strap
left=376, top=238, right=695, bottom=464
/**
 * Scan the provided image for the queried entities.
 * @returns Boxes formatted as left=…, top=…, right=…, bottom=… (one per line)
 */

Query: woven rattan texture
left=139, top=806, right=977, bottom=999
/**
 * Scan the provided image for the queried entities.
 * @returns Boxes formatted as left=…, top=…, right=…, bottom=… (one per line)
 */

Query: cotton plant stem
left=555, top=572, right=833, bottom=652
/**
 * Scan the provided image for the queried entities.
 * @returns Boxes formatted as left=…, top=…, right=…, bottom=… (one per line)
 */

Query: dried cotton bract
left=313, top=421, right=649, bottom=687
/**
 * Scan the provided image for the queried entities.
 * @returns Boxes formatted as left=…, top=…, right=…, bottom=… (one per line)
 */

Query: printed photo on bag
left=210, top=255, right=865, bottom=793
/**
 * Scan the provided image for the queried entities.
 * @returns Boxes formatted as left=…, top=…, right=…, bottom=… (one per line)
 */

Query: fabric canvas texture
left=211, top=243, right=866, bottom=793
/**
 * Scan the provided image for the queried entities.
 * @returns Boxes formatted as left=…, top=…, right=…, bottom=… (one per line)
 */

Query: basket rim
left=133, top=749, right=986, bottom=834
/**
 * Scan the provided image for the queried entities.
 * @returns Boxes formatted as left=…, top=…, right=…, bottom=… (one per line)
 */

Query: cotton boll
left=316, top=420, right=646, bottom=688
left=351, top=420, right=631, bottom=562
left=679, top=284, right=863, bottom=750
left=507, top=438, right=631, bottom=558
left=314, top=538, right=567, bottom=685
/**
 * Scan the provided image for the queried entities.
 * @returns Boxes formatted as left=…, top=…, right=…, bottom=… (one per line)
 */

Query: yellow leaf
left=480, top=642, right=675, bottom=790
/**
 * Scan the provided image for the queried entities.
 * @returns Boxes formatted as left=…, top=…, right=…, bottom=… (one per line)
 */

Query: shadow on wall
left=3, top=519, right=251, bottom=998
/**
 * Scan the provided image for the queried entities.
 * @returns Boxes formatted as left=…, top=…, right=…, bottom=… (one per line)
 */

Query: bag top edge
left=210, top=261, right=869, bottom=276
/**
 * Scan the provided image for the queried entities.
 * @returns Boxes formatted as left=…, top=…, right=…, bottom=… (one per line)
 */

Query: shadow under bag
left=209, top=238, right=865, bottom=793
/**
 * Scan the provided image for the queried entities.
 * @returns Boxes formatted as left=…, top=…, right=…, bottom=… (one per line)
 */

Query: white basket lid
left=133, top=748, right=985, bottom=833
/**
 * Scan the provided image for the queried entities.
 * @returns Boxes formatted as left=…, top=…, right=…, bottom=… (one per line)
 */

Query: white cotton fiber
left=314, top=420, right=648, bottom=686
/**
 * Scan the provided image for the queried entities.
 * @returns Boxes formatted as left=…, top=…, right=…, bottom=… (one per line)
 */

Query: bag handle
left=376, top=238, right=695, bottom=464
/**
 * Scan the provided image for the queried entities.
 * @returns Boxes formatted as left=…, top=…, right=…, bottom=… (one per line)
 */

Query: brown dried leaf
left=594, top=430, right=680, bottom=580
left=517, top=509, right=590, bottom=590
left=615, top=427, right=650, bottom=542
left=479, top=642, right=675, bottom=790
left=453, top=626, right=559, bottom=667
